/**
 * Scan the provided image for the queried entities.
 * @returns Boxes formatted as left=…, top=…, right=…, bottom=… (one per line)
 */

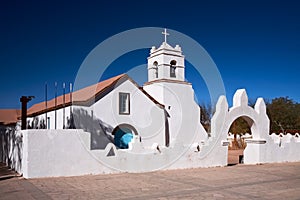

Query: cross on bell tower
left=162, top=28, right=169, bottom=43
left=146, top=28, right=185, bottom=82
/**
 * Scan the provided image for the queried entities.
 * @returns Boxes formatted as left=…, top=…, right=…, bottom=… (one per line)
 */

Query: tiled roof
left=0, top=109, right=21, bottom=125
left=27, top=74, right=126, bottom=117
left=27, top=74, right=164, bottom=117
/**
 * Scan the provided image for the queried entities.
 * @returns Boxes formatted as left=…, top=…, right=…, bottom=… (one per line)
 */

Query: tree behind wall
left=267, top=97, right=300, bottom=133
left=229, top=117, right=250, bottom=149
left=199, top=103, right=214, bottom=133
left=200, top=96, right=300, bottom=135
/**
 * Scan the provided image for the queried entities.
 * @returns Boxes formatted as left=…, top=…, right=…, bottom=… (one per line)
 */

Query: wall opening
left=227, top=116, right=253, bottom=165
left=112, top=124, right=138, bottom=149
left=170, top=60, right=176, bottom=78
left=153, top=61, right=158, bottom=78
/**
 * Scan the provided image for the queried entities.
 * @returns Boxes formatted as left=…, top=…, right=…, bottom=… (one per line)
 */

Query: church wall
left=69, top=80, right=166, bottom=148
left=147, top=67, right=155, bottom=81
left=144, top=82, right=208, bottom=146
left=90, top=80, right=166, bottom=147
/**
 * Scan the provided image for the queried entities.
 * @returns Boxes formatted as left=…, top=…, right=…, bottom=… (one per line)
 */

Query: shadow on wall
left=0, top=125, right=22, bottom=173
left=72, top=108, right=114, bottom=150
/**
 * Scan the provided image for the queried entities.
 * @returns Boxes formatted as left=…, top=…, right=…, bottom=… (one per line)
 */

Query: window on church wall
left=153, top=61, right=158, bottom=78
left=170, top=60, right=177, bottom=78
left=119, top=93, right=130, bottom=115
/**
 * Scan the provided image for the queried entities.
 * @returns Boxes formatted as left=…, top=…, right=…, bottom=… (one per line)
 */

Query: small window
left=119, top=93, right=130, bottom=115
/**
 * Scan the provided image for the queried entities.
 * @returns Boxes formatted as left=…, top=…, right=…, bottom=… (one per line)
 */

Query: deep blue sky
left=1, top=0, right=299, bottom=109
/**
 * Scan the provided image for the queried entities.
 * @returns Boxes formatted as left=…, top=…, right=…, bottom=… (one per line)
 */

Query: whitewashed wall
left=28, top=79, right=166, bottom=149
left=20, top=128, right=227, bottom=178
left=27, top=106, right=71, bottom=130
left=89, top=80, right=166, bottom=147
left=144, top=82, right=208, bottom=146
left=245, top=133, right=300, bottom=164
left=212, top=89, right=300, bottom=165
left=3, top=88, right=300, bottom=179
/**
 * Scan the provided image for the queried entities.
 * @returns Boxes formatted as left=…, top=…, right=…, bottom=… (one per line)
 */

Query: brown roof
left=0, top=109, right=21, bottom=125
left=27, top=74, right=126, bottom=117
left=27, top=74, right=164, bottom=117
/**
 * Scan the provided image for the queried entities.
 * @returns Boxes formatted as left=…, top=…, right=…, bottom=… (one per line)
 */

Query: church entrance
left=112, top=124, right=138, bottom=149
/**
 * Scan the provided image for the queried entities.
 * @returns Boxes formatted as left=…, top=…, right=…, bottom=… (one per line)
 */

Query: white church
left=26, top=32, right=206, bottom=150
left=1, top=30, right=300, bottom=178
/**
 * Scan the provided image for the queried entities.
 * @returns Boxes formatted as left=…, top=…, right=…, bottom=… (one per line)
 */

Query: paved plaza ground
left=0, top=162, right=300, bottom=199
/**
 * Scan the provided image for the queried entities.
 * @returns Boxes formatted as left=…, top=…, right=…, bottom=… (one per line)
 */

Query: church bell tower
left=147, top=29, right=185, bottom=83
left=143, top=28, right=205, bottom=146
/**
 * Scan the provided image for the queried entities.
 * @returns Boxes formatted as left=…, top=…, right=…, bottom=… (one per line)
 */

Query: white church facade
left=26, top=38, right=207, bottom=151
left=26, top=74, right=167, bottom=149
left=1, top=33, right=300, bottom=178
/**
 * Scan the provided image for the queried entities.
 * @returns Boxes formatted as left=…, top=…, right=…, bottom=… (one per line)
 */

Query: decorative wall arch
left=226, top=115, right=254, bottom=134
left=112, top=124, right=139, bottom=149
left=224, top=108, right=260, bottom=139
left=112, top=123, right=138, bottom=136
left=211, top=89, right=270, bottom=140
left=209, top=89, right=271, bottom=165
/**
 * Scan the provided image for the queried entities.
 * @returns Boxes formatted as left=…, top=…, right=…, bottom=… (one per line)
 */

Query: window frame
left=119, top=92, right=130, bottom=115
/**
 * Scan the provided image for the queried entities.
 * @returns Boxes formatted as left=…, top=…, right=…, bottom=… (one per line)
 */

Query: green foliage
left=229, top=117, right=251, bottom=135
left=267, top=97, right=300, bottom=133
left=200, top=96, right=300, bottom=135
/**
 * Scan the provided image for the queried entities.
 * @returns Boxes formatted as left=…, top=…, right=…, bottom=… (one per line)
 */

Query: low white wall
left=2, top=88, right=300, bottom=178
left=212, top=89, right=300, bottom=165
left=19, top=129, right=227, bottom=178
left=22, top=129, right=118, bottom=178
left=244, top=133, right=300, bottom=164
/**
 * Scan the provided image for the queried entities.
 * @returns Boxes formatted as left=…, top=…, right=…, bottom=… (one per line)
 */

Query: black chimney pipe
left=20, top=96, right=34, bottom=130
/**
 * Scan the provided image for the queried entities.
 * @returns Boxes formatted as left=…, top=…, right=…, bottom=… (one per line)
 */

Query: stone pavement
left=0, top=162, right=300, bottom=199
left=0, top=163, right=19, bottom=180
